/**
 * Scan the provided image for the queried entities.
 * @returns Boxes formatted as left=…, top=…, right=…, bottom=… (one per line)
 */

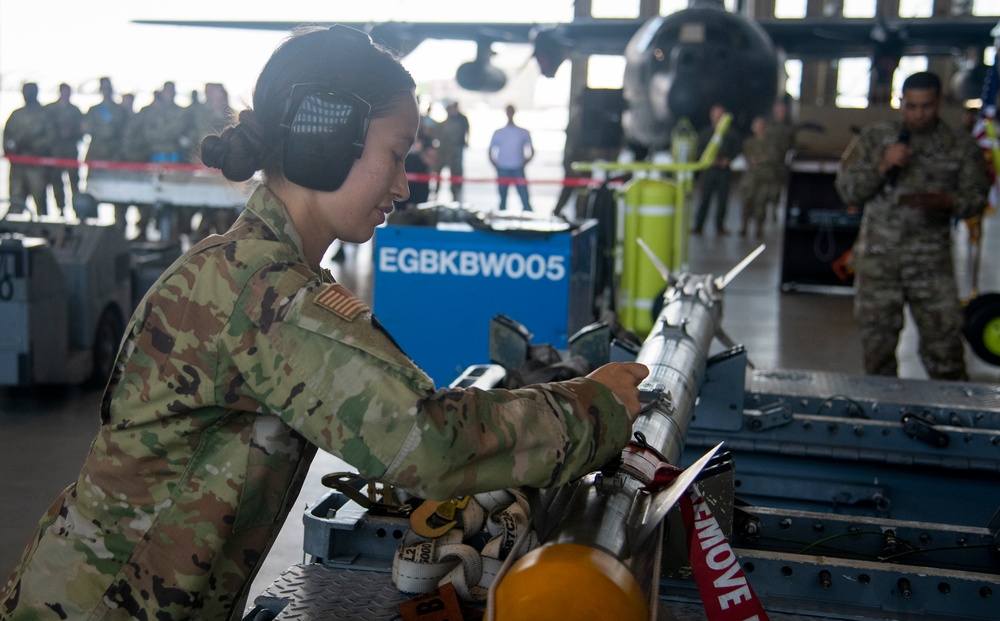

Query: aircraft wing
left=759, top=16, right=998, bottom=58
left=132, top=19, right=643, bottom=59
left=134, top=21, right=535, bottom=55
left=137, top=15, right=998, bottom=62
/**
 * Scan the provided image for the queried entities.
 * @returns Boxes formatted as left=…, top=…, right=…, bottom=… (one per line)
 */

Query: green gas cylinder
left=621, top=177, right=676, bottom=336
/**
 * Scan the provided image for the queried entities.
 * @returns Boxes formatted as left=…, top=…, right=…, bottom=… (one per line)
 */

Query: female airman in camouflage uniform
left=1, top=26, right=647, bottom=621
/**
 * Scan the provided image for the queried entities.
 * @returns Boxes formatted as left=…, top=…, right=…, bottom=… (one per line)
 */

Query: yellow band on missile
left=494, top=543, right=649, bottom=621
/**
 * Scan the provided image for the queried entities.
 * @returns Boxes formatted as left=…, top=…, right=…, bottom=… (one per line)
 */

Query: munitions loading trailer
left=243, top=269, right=1000, bottom=621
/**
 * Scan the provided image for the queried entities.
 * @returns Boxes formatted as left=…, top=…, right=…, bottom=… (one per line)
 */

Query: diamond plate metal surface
left=251, top=565, right=405, bottom=620
left=246, top=564, right=846, bottom=621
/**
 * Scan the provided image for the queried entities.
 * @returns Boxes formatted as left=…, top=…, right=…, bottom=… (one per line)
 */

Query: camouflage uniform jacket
left=739, top=136, right=782, bottom=212
left=436, top=113, right=469, bottom=160
left=185, top=103, right=233, bottom=162
left=44, top=102, right=85, bottom=160
left=123, top=102, right=191, bottom=161
left=1, top=185, right=630, bottom=621
left=84, top=101, right=129, bottom=162
left=763, top=123, right=794, bottom=183
left=835, top=118, right=989, bottom=261
left=740, top=136, right=783, bottom=184
left=3, top=103, right=55, bottom=157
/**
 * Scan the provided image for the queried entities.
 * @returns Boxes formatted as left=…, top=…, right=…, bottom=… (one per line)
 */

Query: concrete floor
left=2, top=161, right=998, bottom=613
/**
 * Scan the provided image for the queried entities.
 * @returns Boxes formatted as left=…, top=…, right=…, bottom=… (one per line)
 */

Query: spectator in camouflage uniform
left=188, top=83, right=233, bottom=151
left=3, top=83, right=55, bottom=218
left=143, top=81, right=192, bottom=163
left=84, top=77, right=129, bottom=163
left=834, top=71, right=990, bottom=380
left=738, top=116, right=783, bottom=239
left=121, top=83, right=192, bottom=240
left=434, top=100, right=469, bottom=202
left=84, top=77, right=131, bottom=229
left=763, top=99, right=796, bottom=222
left=1, top=26, right=647, bottom=621
left=120, top=92, right=135, bottom=118
left=188, top=82, right=238, bottom=238
left=43, top=83, right=85, bottom=217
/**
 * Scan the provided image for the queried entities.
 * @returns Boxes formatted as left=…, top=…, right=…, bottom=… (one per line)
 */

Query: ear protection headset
left=280, top=25, right=374, bottom=192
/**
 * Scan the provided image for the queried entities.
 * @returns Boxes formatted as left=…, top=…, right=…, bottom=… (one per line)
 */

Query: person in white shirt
left=489, top=104, right=534, bottom=211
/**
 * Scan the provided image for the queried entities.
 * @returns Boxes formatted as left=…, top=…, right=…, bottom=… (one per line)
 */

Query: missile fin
left=633, top=441, right=724, bottom=547
left=713, top=243, right=765, bottom=290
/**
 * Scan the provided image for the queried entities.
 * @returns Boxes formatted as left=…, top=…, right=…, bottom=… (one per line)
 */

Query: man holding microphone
left=835, top=71, right=990, bottom=380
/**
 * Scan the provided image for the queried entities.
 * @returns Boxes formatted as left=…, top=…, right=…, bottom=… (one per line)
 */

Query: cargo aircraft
left=138, top=1, right=997, bottom=150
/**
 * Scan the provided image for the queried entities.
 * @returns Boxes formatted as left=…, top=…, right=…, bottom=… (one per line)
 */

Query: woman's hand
left=586, top=362, right=649, bottom=422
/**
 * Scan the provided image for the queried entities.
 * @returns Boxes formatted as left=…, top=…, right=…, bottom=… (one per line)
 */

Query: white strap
left=392, top=488, right=539, bottom=602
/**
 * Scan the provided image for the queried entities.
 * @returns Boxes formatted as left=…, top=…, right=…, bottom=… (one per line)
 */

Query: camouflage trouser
left=435, top=149, right=464, bottom=202
left=853, top=250, right=968, bottom=381
left=47, top=165, right=80, bottom=211
left=739, top=175, right=780, bottom=236
left=7, top=164, right=48, bottom=217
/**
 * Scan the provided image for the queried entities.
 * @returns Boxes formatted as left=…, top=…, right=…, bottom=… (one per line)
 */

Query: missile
left=491, top=247, right=763, bottom=620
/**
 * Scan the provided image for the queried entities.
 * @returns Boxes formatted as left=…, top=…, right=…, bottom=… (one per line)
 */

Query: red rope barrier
left=3, top=155, right=610, bottom=188
left=5, top=154, right=205, bottom=172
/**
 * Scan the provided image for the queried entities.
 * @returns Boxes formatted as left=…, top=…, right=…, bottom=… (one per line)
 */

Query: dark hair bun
left=200, top=109, right=266, bottom=182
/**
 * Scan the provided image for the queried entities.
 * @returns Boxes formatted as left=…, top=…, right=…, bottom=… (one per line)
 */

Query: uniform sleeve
left=35, top=107, right=57, bottom=155
left=222, top=266, right=632, bottom=499
left=835, top=132, right=885, bottom=206
left=951, top=136, right=991, bottom=220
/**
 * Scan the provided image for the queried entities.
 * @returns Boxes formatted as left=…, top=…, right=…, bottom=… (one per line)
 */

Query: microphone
left=884, top=127, right=911, bottom=188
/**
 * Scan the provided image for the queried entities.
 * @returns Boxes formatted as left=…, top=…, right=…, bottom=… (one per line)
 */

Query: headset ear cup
left=282, top=88, right=371, bottom=192
left=284, top=133, right=355, bottom=191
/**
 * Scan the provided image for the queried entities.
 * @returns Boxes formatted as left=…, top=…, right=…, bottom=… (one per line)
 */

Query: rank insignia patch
left=315, top=284, right=369, bottom=321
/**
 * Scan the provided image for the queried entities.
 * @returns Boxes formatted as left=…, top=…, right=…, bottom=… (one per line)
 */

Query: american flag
left=972, top=47, right=999, bottom=208
left=973, top=48, right=998, bottom=150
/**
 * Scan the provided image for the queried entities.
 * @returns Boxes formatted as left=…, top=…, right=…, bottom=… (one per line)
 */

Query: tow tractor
left=0, top=217, right=132, bottom=386
left=0, top=164, right=251, bottom=387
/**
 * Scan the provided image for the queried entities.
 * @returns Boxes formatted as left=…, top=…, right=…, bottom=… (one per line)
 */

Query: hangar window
left=592, top=0, right=640, bottom=18
left=660, top=0, right=687, bottom=15
left=843, top=0, right=876, bottom=17
left=785, top=59, right=803, bottom=100
left=974, top=0, right=1000, bottom=15
left=898, top=0, right=934, bottom=17
left=588, top=55, right=626, bottom=89
left=890, top=56, right=930, bottom=108
left=660, top=0, right=737, bottom=13
left=836, top=57, right=872, bottom=108
left=774, top=0, right=807, bottom=18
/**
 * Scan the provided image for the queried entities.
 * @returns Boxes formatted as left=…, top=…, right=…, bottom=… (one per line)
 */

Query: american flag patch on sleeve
left=314, top=283, right=369, bottom=321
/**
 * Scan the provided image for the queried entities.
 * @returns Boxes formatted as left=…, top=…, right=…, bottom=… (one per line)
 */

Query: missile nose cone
left=494, top=543, right=648, bottom=620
